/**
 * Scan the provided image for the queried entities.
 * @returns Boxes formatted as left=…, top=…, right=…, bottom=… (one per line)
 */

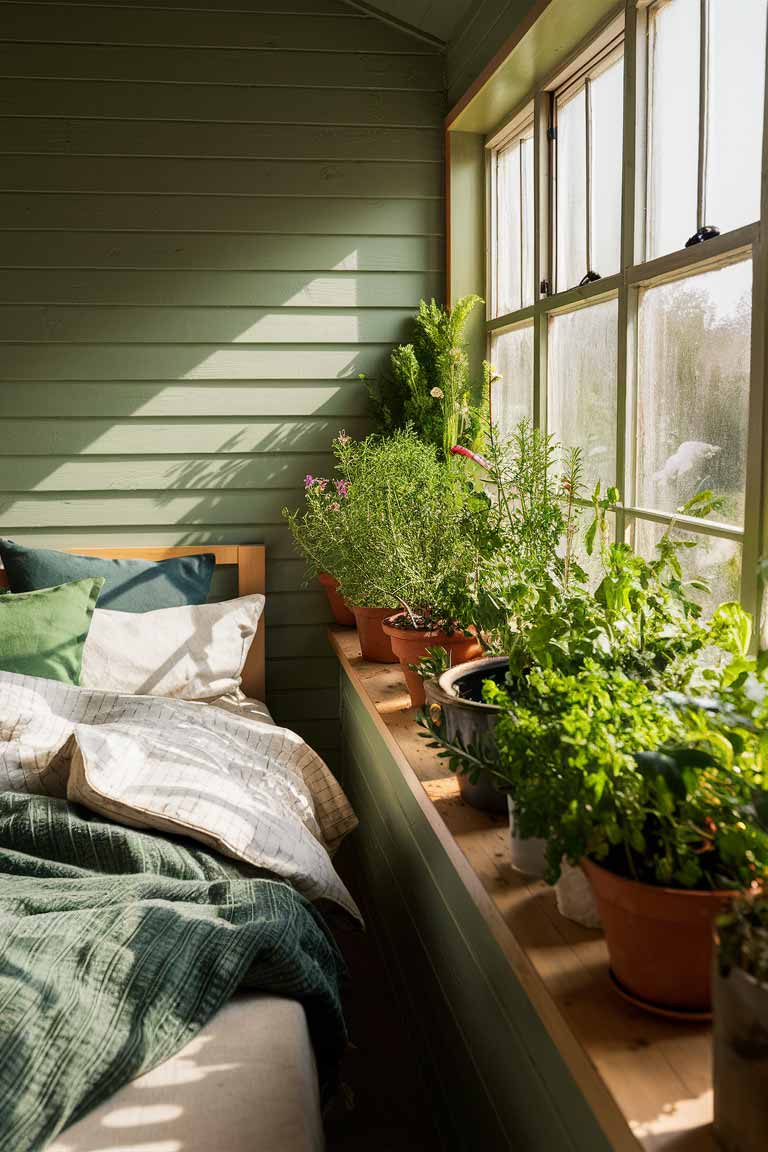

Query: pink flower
left=304, top=474, right=315, bottom=489
left=329, top=501, right=341, bottom=512
left=450, top=445, right=492, bottom=471
left=334, top=479, right=349, bottom=498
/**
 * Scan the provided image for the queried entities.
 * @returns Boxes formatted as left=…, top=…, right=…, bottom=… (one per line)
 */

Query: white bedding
left=0, top=679, right=349, bottom=1152
left=0, top=670, right=359, bottom=920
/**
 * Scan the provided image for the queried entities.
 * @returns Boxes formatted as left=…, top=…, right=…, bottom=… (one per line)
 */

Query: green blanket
left=0, top=791, right=347, bottom=1152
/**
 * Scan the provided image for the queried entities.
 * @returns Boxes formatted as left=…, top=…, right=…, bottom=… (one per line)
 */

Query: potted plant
left=714, top=893, right=768, bottom=1149
left=482, top=606, right=768, bottom=1013
left=365, top=295, right=490, bottom=462
left=282, top=443, right=355, bottom=627
left=330, top=428, right=490, bottom=692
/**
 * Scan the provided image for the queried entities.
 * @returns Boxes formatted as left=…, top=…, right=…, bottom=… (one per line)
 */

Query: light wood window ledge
left=330, top=625, right=714, bottom=1152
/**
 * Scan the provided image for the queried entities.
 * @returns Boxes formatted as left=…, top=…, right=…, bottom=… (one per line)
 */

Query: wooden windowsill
left=329, top=626, right=714, bottom=1152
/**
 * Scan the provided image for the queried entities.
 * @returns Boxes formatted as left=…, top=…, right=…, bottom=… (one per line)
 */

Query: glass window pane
left=556, top=87, right=588, bottom=291
left=630, top=518, right=742, bottom=613
left=590, top=54, right=624, bottom=278
left=496, top=141, right=522, bottom=316
left=649, top=0, right=700, bottom=258
left=521, top=135, right=535, bottom=307
left=490, top=325, right=534, bottom=437
left=636, top=260, right=752, bottom=526
left=548, top=299, right=618, bottom=487
left=707, top=0, right=767, bottom=234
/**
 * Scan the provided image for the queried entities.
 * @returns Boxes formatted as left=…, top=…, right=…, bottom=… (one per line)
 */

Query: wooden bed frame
left=0, top=545, right=267, bottom=702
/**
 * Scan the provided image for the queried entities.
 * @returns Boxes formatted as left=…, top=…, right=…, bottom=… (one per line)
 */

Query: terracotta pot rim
left=381, top=612, right=474, bottom=642
left=581, top=856, right=740, bottom=901
left=317, top=571, right=338, bottom=587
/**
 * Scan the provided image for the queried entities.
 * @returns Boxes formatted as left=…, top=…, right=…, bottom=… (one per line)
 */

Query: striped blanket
left=0, top=791, right=348, bottom=1152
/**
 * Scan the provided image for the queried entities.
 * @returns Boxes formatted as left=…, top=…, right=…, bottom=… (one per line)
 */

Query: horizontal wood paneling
left=0, top=270, right=439, bottom=306
left=0, top=454, right=336, bottom=492
left=0, top=4, right=439, bottom=53
left=0, top=42, right=443, bottom=89
left=0, top=193, right=444, bottom=233
left=0, top=417, right=369, bottom=454
left=0, top=0, right=446, bottom=747
left=0, top=79, right=444, bottom=125
left=0, top=235, right=440, bottom=272
left=0, top=381, right=368, bottom=417
left=0, top=307, right=414, bottom=343
left=2, top=156, right=441, bottom=198
left=0, top=345, right=391, bottom=380
left=0, top=120, right=443, bottom=162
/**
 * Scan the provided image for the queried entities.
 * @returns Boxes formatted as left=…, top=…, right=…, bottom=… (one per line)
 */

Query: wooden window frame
left=483, top=0, right=768, bottom=636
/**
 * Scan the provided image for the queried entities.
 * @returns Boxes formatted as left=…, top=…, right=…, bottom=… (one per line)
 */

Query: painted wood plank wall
left=0, top=0, right=445, bottom=752
left=446, top=0, right=539, bottom=109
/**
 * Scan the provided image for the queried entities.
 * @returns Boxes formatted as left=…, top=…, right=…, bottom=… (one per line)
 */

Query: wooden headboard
left=0, top=544, right=267, bottom=702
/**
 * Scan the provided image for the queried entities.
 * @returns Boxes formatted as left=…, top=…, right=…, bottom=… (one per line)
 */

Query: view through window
left=487, top=0, right=767, bottom=626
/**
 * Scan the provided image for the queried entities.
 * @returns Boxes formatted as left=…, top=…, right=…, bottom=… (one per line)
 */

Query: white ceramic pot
left=507, top=796, right=547, bottom=878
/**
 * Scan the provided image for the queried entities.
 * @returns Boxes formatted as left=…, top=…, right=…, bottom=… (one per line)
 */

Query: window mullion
left=533, top=90, right=550, bottom=430
left=697, top=0, right=710, bottom=230
left=740, top=7, right=768, bottom=642
left=518, top=136, right=525, bottom=311
left=585, top=81, right=593, bottom=278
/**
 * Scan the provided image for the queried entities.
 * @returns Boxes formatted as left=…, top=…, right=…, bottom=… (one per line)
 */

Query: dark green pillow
left=0, top=578, right=104, bottom=684
left=0, top=540, right=215, bottom=613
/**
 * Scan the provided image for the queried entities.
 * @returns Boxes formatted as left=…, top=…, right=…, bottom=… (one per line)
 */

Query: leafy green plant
left=718, top=894, right=768, bottom=983
left=281, top=450, right=351, bottom=581
left=366, top=296, right=491, bottom=460
left=326, top=428, right=494, bottom=623
left=482, top=605, right=768, bottom=889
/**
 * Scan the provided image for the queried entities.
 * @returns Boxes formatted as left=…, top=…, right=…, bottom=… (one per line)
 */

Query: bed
left=0, top=545, right=353, bottom=1152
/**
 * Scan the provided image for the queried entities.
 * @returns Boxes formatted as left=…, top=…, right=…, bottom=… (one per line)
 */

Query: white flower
left=430, top=387, right=444, bottom=399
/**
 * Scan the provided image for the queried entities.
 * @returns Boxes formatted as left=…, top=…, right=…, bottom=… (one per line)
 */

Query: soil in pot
left=318, top=572, right=355, bottom=627
left=382, top=613, right=483, bottom=708
left=351, top=605, right=398, bottom=663
left=432, top=657, right=510, bottom=814
left=713, top=962, right=768, bottom=1151
left=582, top=857, right=735, bottom=1013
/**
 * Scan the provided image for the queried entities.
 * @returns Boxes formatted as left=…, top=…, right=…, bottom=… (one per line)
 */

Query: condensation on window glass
left=637, top=259, right=752, bottom=526
left=707, top=0, right=767, bottom=235
left=649, top=0, right=700, bottom=258
left=495, top=141, right=522, bottom=316
left=520, top=135, right=535, bottom=307
left=490, top=325, right=534, bottom=437
left=547, top=299, right=618, bottom=488
left=590, top=54, right=624, bottom=278
left=630, top=518, right=742, bottom=614
left=556, top=87, right=588, bottom=291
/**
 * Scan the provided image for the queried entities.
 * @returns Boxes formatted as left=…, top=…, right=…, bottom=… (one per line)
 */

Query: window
left=486, top=0, right=768, bottom=621
left=491, top=116, right=534, bottom=316
left=555, top=41, right=624, bottom=289
left=648, top=0, right=767, bottom=257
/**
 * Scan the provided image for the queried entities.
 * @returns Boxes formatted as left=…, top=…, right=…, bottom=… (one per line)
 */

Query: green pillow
left=0, top=578, right=104, bottom=685
left=0, top=540, right=215, bottom=613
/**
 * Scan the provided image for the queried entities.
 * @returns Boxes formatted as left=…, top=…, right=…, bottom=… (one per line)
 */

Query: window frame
left=484, top=0, right=768, bottom=631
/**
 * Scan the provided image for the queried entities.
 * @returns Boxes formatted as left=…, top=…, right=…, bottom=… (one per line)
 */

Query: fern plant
left=366, top=296, right=491, bottom=460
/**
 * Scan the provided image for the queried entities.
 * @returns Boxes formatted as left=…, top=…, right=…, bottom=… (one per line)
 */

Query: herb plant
left=282, top=450, right=351, bottom=581
left=324, top=428, right=494, bottom=624
left=482, top=605, right=768, bottom=889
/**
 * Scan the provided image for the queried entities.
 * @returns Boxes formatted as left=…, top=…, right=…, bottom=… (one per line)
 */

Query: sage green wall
left=0, top=0, right=444, bottom=752
left=446, top=0, right=540, bottom=108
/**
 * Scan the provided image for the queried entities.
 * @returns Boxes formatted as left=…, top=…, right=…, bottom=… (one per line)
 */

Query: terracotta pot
left=382, top=614, right=483, bottom=708
left=318, top=572, right=355, bottom=627
left=351, top=605, right=398, bottom=663
left=582, top=857, right=735, bottom=1012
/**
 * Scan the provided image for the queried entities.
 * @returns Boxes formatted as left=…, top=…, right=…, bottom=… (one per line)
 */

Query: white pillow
left=80, top=594, right=265, bottom=700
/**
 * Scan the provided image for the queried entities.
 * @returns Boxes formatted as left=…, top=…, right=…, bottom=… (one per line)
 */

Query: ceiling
left=344, top=0, right=476, bottom=45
